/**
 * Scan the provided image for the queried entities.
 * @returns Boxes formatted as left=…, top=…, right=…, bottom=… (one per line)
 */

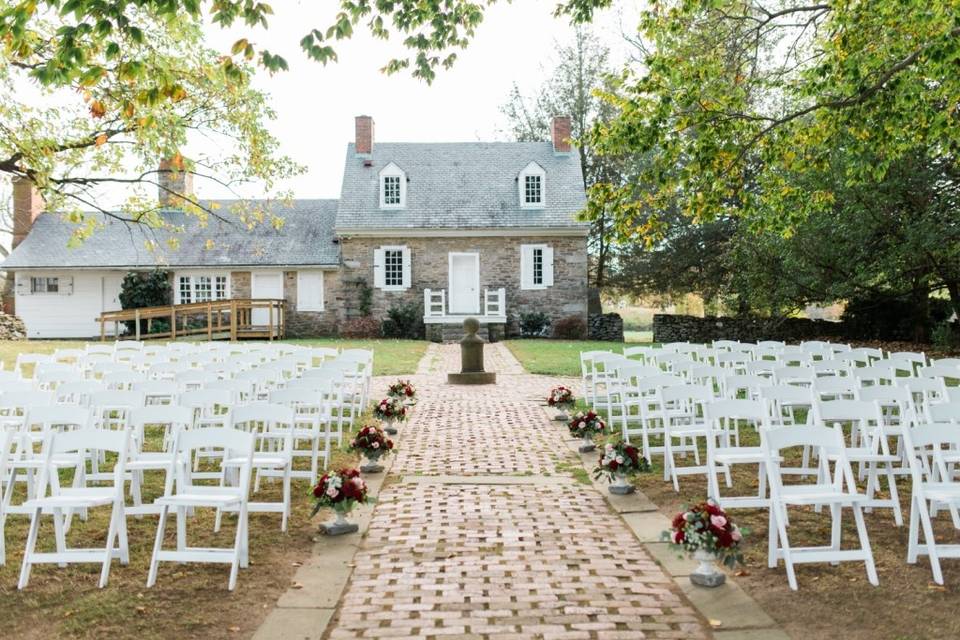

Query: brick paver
left=328, top=349, right=709, bottom=640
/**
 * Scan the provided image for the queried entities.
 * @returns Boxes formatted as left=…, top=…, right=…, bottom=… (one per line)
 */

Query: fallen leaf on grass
left=735, top=570, right=750, bottom=577
left=709, top=619, right=723, bottom=628
left=228, top=626, right=241, bottom=633
left=291, top=561, right=302, bottom=567
left=928, top=583, right=947, bottom=592
left=291, top=582, right=304, bottom=589
left=136, top=606, right=146, bottom=614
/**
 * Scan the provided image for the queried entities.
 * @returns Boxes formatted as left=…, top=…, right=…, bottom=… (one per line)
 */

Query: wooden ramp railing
left=97, top=298, right=285, bottom=342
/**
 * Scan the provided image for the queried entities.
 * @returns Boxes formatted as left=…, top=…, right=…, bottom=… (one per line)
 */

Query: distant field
left=606, top=305, right=656, bottom=331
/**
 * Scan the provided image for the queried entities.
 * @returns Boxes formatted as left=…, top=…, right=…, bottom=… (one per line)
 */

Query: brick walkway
left=330, top=347, right=709, bottom=640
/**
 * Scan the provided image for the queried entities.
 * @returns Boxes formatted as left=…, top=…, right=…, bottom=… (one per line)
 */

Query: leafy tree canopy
left=587, top=0, right=960, bottom=239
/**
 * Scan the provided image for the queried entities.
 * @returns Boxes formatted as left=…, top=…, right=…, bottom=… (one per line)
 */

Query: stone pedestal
left=447, top=318, right=497, bottom=385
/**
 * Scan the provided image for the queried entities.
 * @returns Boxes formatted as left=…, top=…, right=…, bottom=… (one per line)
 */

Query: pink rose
left=710, top=514, right=727, bottom=528
left=731, top=527, right=742, bottom=542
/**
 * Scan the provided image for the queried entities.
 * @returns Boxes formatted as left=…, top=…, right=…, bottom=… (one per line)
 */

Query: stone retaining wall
left=588, top=313, right=624, bottom=342
left=653, top=313, right=847, bottom=343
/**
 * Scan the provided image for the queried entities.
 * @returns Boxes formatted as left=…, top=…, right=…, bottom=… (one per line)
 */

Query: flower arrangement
left=350, top=425, right=395, bottom=459
left=568, top=410, right=605, bottom=439
left=310, top=468, right=370, bottom=519
left=594, top=440, right=651, bottom=482
left=387, top=379, right=416, bottom=402
left=351, top=425, right=394, bottom=473
left=374, top=397, right=408, bottom=423
left=569, top=410, right=606, bottom=453
left=547, top=385, right=575, bottom=409
left=665, top=499, right=746, bottom=569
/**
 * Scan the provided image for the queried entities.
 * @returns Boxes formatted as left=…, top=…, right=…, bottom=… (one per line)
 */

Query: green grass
left=624, top=330, right=653, bottom=343
left=285, top=339, right=427, bottom=375
left=504, top=339, right=641, bottom=376
left=0, top=338, right=428, bottom=376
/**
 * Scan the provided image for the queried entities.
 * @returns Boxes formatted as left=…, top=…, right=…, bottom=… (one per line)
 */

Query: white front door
left=448, top=253, right=480, bottom=314
left=251, top=271, right=284, bottom=325
left=101, top=274, right=124, bottom=312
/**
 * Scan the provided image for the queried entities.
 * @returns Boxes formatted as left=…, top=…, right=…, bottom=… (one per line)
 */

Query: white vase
left=690, top=549, right=725, bottom=587
left=579, top=434, right=595, bottom=453
left=361, top=452, right=384, bottom=473
left=383, top=418, right=397, bottom=435
left=608, top=471, right=635, bottom=495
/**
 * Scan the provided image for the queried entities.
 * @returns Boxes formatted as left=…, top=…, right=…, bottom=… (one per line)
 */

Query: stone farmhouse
left=1, top=116, right=590, bottom=340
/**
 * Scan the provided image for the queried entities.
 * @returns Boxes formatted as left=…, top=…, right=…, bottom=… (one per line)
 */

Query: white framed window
left=175, top=273, right=231, bottom=304
left=297, top=271, right=325, bottom=312
left=518, top=161, right=546, bottom=209
left=17, top=274, right=73, bottom=296
left=373, top=245, right=411, bottom=291
left=520, top=244, right=554, bottom=290
left=379, top=162, right=406, bottom=209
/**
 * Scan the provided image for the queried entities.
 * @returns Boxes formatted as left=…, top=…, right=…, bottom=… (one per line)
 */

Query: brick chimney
left=551, top=115, right=572, bottom=155
left=12, top=176, right=44, bottom=249
left=157, top=157, right=194, bottom=208
left=355, top=115, right=374, bottom=157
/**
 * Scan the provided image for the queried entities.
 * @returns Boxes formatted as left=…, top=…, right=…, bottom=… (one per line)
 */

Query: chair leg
left=18, top=506, right=42, bottom=590
left=117, top=505, right=130, bottom=565
left=99, top=505, right=120, bottom=588
left=907, top=494, right=921, bottom=564
left=52, top=507, right=67, bottom=568
left=774, top=505, right=797, bottom=590
left=176, top=506, right=187, bottom=557
left=829, top=503, right=842, bottom=565
left=917, top=497, right=944, bottom=585
left=851, top=504, right=879, bottom=586
left=767, top=506, right=778, bottom=569
left=885, top=462, right=903, bottom=526
left=147, top=505, right=169, bottom=587
left=281, top=466, right=291, bottom=533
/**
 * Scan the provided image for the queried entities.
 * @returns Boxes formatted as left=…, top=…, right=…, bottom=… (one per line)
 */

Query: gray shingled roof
left=1, top=199, right=340, bottom=269
left=334, top=142, right=589, bottom=232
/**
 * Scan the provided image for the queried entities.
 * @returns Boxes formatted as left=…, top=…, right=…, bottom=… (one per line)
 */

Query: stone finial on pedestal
left=447, top=318, right=497, bottom=385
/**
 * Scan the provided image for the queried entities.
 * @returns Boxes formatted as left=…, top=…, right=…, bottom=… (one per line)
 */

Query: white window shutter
left=520, top=245, right=532, bottom=290
left=401, top=246, right=412, bottom=289
left=15, top=275, right=30, bottom=296
left=373, top=248, right=385, bottom=289
left=59, top=276, right=74, bottom=295
left=543, top=246, right=554, bottom=287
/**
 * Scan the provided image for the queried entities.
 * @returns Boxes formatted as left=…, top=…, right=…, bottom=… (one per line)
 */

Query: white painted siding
left=15, top=270, right=125, bottom=338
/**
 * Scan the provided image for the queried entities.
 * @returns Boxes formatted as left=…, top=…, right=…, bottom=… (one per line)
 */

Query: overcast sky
left=197, top=1, right=639, bottom=200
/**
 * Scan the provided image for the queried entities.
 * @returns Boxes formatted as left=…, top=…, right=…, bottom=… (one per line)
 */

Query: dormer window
left=518, top=161, right=545, bottom=209
left=524, top=174, right=542, bottom=205
left=379, top=162, right=406, bottom=209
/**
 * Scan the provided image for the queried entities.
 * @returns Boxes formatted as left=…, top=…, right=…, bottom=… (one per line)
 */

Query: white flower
left=615, top=456, right=624, bottom=464
left=325, top=487, right=338, bottom=498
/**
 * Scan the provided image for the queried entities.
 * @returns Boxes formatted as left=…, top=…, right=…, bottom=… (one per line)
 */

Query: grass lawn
left=285, top=338, right=427, bottom=375
left=504, top=339, right=636, bottom=376
left=0, top=338, right=427, bottom=376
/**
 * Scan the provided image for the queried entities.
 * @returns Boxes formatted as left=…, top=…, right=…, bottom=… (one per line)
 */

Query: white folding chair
left=218, top=404, right=295, bottom=532
left=0, top=426, right=16, bottom=566
left=126, top=405, right=195, bottom=516
left=704, top=399, right=770, bottom=509
left=269, top=387, right=334, bottom=482
left=147, top=427, right=255, bottom=591
left=813, top=399, right=903, bottom=525
left=659, top=385, right=712, bottom=492
left=763, top=424, right=879, bottom=590
left=18, top=427, right=131, bottom=589
left=903, top=423, right=960, bottom=584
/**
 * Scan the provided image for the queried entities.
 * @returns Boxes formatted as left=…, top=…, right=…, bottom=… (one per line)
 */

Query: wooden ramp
left=97, top=299, right=285, bottom=341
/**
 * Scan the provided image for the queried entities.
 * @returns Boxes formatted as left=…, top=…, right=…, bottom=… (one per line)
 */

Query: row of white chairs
left=580, top=342, right=960, bottom=590
left=0, top=341, right=376, bottom=590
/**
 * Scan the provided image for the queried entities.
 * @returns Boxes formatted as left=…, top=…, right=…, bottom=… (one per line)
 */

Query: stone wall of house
left=336, top=235, right=589, bottom=336
left=588, top=313, right=624, bottom=342
left=230, top=269, right=342, bottom=338
left=653, top=313, right=847, bottom=343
